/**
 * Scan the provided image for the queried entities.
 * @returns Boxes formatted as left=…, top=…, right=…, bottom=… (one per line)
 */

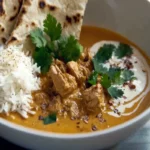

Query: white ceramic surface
left=0, top=0, right=150, bottom=150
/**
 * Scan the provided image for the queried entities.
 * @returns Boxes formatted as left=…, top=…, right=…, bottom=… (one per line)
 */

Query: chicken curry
left=0, top=25, right=150, bottom=133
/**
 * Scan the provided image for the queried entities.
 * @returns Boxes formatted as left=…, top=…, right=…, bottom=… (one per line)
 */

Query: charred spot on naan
left=39, top=0, right=46, bottom=9
left=49, top=5, right=57, bottom=11
left=15, top=7, right=26, bottom=27
left=1, top=37, right=6, bottom=44
left=31, top=22, right=36, bottom=27
left=7, top=36, right=18, bottom=45
left=0, top=0, right=5, bottom=16
left=66, top=16, right=72, bottom=24
left=64, top=13, right=83, bottom=28
left=1, top=27, right=4, bottom=32
left=9, top=0, right=23, bottom=21
left=21, top=7, right=26, bottom=14
left=73, top=13, right=83, bottom=23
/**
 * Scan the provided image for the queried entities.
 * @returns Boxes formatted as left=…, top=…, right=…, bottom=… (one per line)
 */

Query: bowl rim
left=0, top=105, right=150, bottom=139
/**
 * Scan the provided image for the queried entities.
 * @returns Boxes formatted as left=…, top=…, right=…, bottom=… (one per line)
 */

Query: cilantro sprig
left=30, top=14, right=83, bottom=74
left=43, top=113, right=57, bottom=125
left=88, top=43, right=135, bottom=99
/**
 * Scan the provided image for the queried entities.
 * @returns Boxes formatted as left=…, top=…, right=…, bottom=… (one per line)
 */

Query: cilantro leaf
left=30, top=28, right=47, bottom=48
left=115, top=43, right=133, bottom=58
left=108, top=67, right=121, bottom=79
left=44, top=14, right=62, bottom=41
left=93, top=44, right=116, bottom=63
left=93, top=60, right=108, bottom=74
left=112, top=71, right=124, bottom=85
left=88, top=71, right=98, bottom=85
left=108, top=86, right=124, bottom=99
left=33, top=47, right=52, bottom=74
left=58, top=35, right=83, bottom=62
left=43, top=113, right=57, bottom=125
left=101, top=74, right=111, bottom=88
left=122, top=70, right=134, bottom=82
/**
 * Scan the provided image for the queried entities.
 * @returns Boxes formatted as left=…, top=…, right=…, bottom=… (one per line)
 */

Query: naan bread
left=7, top=0, right=88, bottom=53
left=0, top=0, right=22, bottom=44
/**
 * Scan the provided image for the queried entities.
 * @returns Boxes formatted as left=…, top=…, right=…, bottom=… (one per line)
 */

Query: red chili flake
left=114, top=109, right=121, bottom=116
left=114, top=109, right=119, bottom=114
left=39, top=116, right=44, bottom=120
left=76, top=122, right=80, bottom=125
left=99, top=118, right=106, bottom=123
left=123, top=96, right=127, bottom=99
left=128, top=83, right=136, bottom=90
left=92, top=125, right=97, bottom=131
left=124, top=60, right=133, bottom=70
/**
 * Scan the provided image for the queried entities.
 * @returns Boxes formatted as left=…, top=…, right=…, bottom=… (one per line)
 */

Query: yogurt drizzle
left=90, top=41, right=150, bottom=117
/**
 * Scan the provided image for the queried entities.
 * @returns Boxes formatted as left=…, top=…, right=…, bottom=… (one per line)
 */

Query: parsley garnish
left=88, top=71, right=99, bottom=85
left=115, top=43, right=133, bottom=58
left=30, top=14, right=82, bottom=74
left=43, top=113, right=57, bottom=125
left=108, top=86, right=124, bottom=99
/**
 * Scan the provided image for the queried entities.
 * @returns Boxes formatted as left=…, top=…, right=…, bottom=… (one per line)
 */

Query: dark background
left=0, top=138, right=26, bottom=149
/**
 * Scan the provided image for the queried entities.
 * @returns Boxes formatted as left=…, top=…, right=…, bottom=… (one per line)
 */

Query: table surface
left=1, top=121, right=150, bottom=150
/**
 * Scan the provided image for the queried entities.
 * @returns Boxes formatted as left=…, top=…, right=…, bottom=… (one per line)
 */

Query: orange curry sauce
left=0, top=26, right=150, bottom=133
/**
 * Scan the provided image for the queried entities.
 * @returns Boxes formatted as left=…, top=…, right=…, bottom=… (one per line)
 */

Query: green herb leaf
left=30, top=28, right=47, bottom=48
left=122, top=70, right=134, bottom=82
left=43, top=113, right=57, bottom=125
left=44, top=14, right=62, bottom=41
left=93, top=44, right=116, bottom=63
left=88, top=71, right=99, bottom=85
left=115, top=43, right=133, bottom=58
left=108, top=67, right=121, bottom=79
left=113, top=71, right=124, bottom=85
left=93, top=60, right=108, bottom=74
left=101, top=74, right=111, bottom=88
left=33, top=47, right=52, bottom=74
left=58, top=35, right=83, bottom=62
left=108, top=86, right=124, bottom=99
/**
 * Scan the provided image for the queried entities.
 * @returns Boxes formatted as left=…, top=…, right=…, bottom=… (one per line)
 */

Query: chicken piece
left=55, top=59, right=66, bottom=73
left=48, top=95, right=63, bottom=114
left=33, top=92, right=50, bottom=106
left=64, top=99, right=80, bottom=119
left=49, top=65, right=77, bottom=97
left=67, top=61, right=91, bottom=84
left=82, top=84, right=106, bottom=112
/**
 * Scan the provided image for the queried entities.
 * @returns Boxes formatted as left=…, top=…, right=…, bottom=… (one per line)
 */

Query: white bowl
left=0, top=0, right=150, bottom=150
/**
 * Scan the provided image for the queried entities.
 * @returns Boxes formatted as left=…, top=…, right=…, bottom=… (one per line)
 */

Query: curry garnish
left=89, top=43, right=136, bottom=99
left=43, top=113, right=57, bottom=125
left=115, top=43, right=133, bottom=58
left=30, top=14, right=83, bottom=74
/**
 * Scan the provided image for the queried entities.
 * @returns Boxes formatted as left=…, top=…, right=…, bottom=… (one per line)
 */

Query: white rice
left=0, top=46, right=40, bottom=118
